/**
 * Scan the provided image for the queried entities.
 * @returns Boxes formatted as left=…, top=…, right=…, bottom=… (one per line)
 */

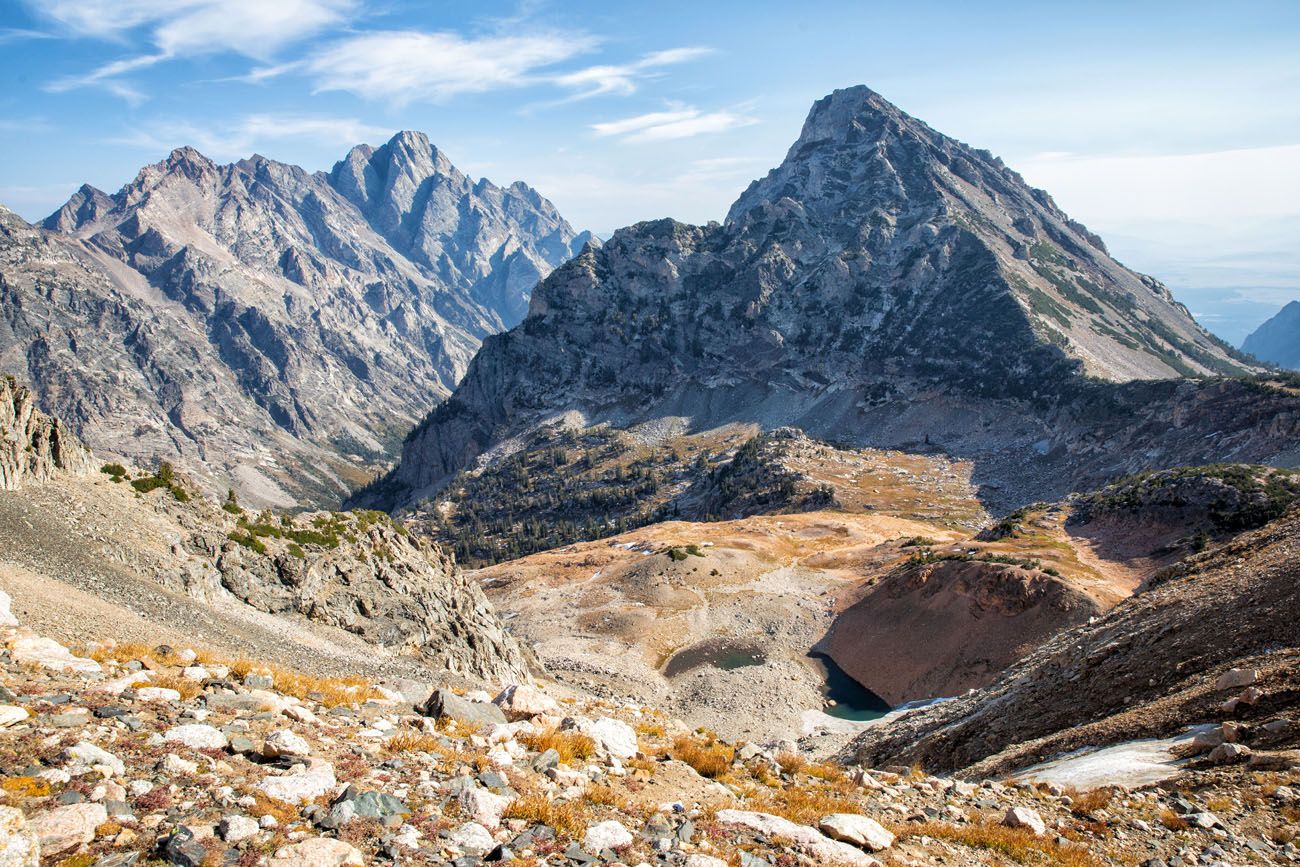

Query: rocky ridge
left=0, top=374, right=92, bottom=491
left=3, top=131, right=591, bottom=508
left=358, top=86, right=1286, bottom=515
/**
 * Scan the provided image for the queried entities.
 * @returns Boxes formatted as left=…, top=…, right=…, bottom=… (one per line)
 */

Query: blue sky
left=1, top=0, right=1297, bottom=343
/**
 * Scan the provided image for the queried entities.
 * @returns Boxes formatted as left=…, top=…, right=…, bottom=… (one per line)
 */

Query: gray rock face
left=183, top=514, right=530, bottom=684
left=1242, top=301, right=1300, bottom=370
left=358, top=86, right=1280, bottom=513
left=1, top=132, right=590, bottom=508
left=0, top=373, right=92, bottom=490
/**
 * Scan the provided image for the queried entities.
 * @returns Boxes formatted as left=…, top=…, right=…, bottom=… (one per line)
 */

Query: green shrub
left=100, top=463, right=128, bottom=479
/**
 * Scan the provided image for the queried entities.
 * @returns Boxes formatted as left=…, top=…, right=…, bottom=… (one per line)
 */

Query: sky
left=1, top=0, right=1297, bottom=344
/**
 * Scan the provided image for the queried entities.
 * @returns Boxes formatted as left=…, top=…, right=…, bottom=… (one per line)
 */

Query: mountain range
left=1242, top=300, right=1300, bottom=370
left=1, top=132, right=591, bottom=507
left=355, top=86, right=1294, bottom=515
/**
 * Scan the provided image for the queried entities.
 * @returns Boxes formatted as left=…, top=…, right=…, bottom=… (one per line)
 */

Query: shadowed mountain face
left=1242, top=300, right=1300, bottom=370
left=357, top=86, right=1290, bottom=514
left=1, top=132, right=591, bottom=507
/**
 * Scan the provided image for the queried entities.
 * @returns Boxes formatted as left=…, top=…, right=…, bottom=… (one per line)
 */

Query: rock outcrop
left=845, top=505, right=1300, bottom=776
left=359, top=85, right=1285, bottom=515
left=0, top=374, right=91, bottom=490
left=1241, top=300, right=1300, bottom=370
left=1, top=131, right=590, bottom=508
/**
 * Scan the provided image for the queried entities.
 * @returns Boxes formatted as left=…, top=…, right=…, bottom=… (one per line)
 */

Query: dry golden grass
left=1064, top=786, right=1114, bottom=817
left=895, top=820, right=1104, bottom=866
left=148, top=673, right=203, bottom=701
left=1158, top=809, right=1190, bottom=831
left=519, top=727, right=596, bottom=764
left=1, top=776, right=50, bottom=798
left=635, top=721, right=666, bottom=739
left=747, top=788, right=860, bottom=826
left=247, top=791, right=301, bottom=826
left=382, top=732, right=442, bottom=755
left=672, top=735, right=735, bottom=779
left=774, top=751, right=806, bottom=776
left=503, top=794, right=589, bottom=839
left=584, top=783, right=631, bottom=810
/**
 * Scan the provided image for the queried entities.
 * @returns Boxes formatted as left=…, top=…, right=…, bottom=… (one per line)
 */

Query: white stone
left=0, top=591, right=17, bottom=628
left=1002, top=806, right=1047, bottom=836
left=583, top=820, right=633, bottom=852
left=493, top=684, right=560, bottom=719
left=684, top=857, right=729, bottom=867
left=181, top=666, right=210, bottom=681
left=135, top=687, right=182, bottom=702
left=818, top=813, right=895, bottom=851
left=0, top=706, right=30, bottom=728
left=283, top=705, right=318, bottom=724
left=578, top=717, right=638, bottom=758
left=6, top=633, right=101, bottom=674
left=93, top=670, right=151, bottom=694
left=267, top=837, right=363, bottom=866
left=63, top=741, right=125, bottom=778
left=449, top=822, right=496, bottom=854
left=0, top=805, right=38, bottom=867
left=458, top=787, right=513, bottom=829
left=128, top=780, right=154, bottom=797
left=263, top=730, right=312, bottom=759
left=162, top=754, right=199, bottom=775
left=256, top=759, right=337, bottom=804
left=164, top=724, right=228, bottom=751
left=715, top=810, right=882, bottom=867
left=219, top=815, right=260, bottom=843
left=28, top=803, right=107, bottom=855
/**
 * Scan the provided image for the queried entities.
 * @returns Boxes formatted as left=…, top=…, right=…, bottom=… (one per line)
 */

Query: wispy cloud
left=0, top=27, right=54, bottom=44
left=28, top=0, right=357, bottom=101
left=551, top=47, right=712, bottom=100
left=303, top=30, right=597, bottom=104
left=107, top=114, right=389, bottom=159
left=593, top=104, right=757, bottom=143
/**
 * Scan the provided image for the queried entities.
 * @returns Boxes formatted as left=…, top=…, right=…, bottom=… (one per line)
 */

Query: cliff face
left=2, top=132, right=590, bottom=508
left=359, top=86, right=1270, bottom=513
left=0, top=373, right=92, bottom=491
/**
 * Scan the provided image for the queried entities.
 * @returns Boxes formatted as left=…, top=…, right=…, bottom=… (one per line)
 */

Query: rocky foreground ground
left=1, top=592, right=1297, bottom=867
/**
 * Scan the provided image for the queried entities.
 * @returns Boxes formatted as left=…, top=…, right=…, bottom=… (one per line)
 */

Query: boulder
left=449, top=822, right=496, bottom=855
left=28, top=803, right=106, bottom=855
left=1002, top=806, right=1046, bottom=836
left=493, top=684, right=559, bottom=719
left=135, top=687, right=182, bottom=702
left=818, top=813, right=895, bottom=851
left=218, top=815, right=259, bottom=843
left=62, top=741, right=125, bottom=778
left=0, top=706, right=29, bottom=728
left=164, top=724, right=229, bottom=751
left=420, top=689, right=506, bottom=726
left=256, top=759, right=337, bottom=804
left=1207, top=742, right=1251, bottom=764
left=458, top=787, right=513, bottom=829
left=715, top=810, right=883, bottom=866
left=0, top=591, right=17, bottom=628
left=576, top=717, right=638, bottom=758
left=268, top=837, right=363, bottom=866
left=1215, top=668, right=1259, bottom=690
left=0, top=805, right=39, bottom=866
left=5, top=634, right=101, bottom=675
left=583, top=820, right=633, bottom=853
left=263, top=730, right=312, bottom=759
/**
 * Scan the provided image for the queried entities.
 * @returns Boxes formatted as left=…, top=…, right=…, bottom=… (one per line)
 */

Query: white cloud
left=0, top=27, right=54, bottom=43
left=593, top=105, right=757, bottom=143
left=304, top=30, right=596, bottom=104
left=108, top=114, right=389, bottom=160
left=30, top=0, right=356, bottom=100
left=551, top=46, right=712, bottom=99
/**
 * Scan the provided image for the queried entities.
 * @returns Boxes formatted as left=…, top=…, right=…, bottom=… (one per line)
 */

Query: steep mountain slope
left=0, top=380, right=529, bottom=684
left=1242, top=299, right=1300, bottom=370
left=360, top=86, right=1282, bottom=514
left=845, top=503, right=1300, bottom=777
left=2, top=133, right=590, bottom=507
